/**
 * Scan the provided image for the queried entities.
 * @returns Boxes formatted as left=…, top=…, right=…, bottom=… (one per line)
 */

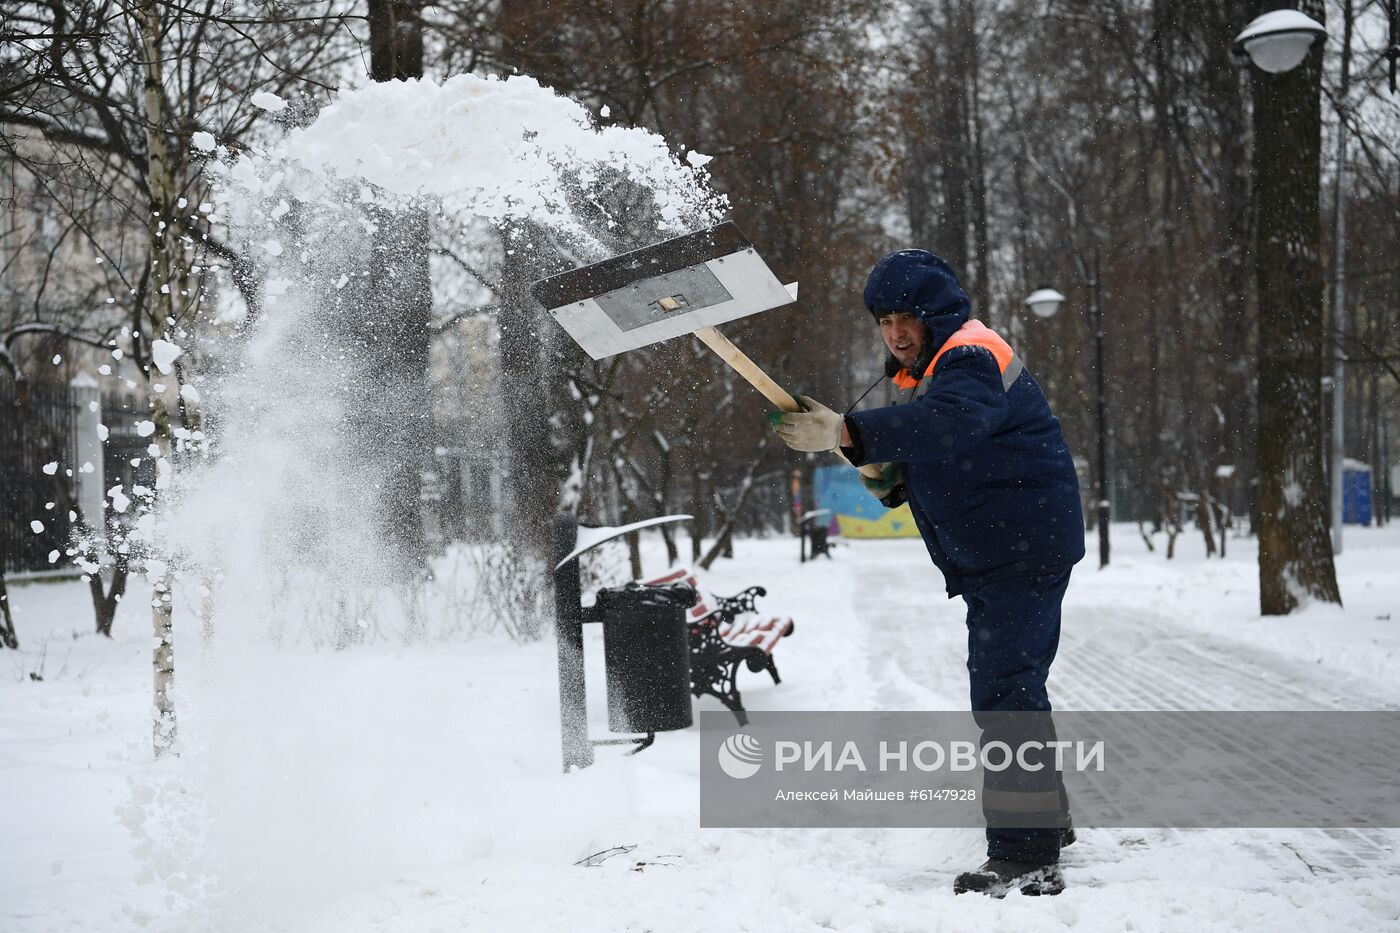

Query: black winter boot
left=953, top=858, right=1064, bottom=897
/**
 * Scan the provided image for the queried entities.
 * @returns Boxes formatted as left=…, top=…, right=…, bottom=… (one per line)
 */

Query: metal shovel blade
left=531, top=222, right=795, bottom=360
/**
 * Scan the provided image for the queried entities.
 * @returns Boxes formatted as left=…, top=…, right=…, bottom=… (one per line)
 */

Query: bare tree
left=2, top=0, right=360, bottom=747
left=1251, top=0, right=1341, bottom=614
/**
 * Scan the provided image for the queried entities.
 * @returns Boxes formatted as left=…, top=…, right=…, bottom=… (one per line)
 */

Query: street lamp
left=1024, top=287, right=1066, bottom=320
left=1234, top=4, right=1397, bottom=93
left=1023, top=257, right=1110, bottom=570
left=1232, top=9, right=1327, bottom=74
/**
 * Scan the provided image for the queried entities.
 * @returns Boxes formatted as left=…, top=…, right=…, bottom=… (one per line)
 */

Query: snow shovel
left=531, top=222, right=882, bottom=479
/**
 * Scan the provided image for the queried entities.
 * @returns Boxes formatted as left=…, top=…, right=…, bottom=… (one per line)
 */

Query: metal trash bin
left=596, top=582, right=695, bottom=734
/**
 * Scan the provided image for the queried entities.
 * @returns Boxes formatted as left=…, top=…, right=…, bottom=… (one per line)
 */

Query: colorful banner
left=812, top=465, right=921, bottom=539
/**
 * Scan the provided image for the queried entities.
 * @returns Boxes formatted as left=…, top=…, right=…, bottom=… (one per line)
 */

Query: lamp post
left=1236, top=6, right=1347, bottom=555
left=1234, top=1, right=1343, bottom=614
left=1024, top=253, right=1110, bottom=570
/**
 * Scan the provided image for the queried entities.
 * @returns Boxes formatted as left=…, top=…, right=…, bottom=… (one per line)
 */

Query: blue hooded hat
left=863, top=249, right=971, bottom=355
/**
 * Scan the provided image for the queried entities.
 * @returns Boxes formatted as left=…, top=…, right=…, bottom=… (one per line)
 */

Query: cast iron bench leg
left=764, top=655, right=781, bottom=685
left=692, top=654, right=748, bottom=726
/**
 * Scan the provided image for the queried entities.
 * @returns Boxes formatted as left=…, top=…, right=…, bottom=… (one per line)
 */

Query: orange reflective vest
left=892, top=320, right=1024, bottom=391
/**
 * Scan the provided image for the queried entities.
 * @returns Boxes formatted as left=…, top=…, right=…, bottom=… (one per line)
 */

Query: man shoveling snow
left=770, top=249, right=1085, bottom=897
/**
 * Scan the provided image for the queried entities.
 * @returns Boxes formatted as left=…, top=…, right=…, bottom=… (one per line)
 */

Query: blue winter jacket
left=846, top=250, right=1085, bottom=596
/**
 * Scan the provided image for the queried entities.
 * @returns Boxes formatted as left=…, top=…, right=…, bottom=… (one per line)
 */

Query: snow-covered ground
left=4, top=524, right=1399, bottom=932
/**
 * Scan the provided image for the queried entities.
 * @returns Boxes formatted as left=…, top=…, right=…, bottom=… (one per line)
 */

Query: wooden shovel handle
left=694, top=326, right=885, bottom=481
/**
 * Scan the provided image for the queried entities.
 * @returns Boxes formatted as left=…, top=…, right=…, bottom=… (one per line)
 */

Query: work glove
left=861, top=462, right=907, bottom=509
left=768, top=395, right=843, bottom=453
left=860, top=461, right=901, bottom=498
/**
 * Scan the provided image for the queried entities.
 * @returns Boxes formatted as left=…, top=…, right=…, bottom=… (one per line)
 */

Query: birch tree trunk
left=137, top=0, right=180, bottom=756
left=1251, top=0, right=1342, bottom=614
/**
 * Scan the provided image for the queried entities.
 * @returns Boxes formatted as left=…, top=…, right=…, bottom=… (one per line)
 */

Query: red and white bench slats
left=640, top=567, right=793, bottom=655
left=717, top=614, right=793, bottom=656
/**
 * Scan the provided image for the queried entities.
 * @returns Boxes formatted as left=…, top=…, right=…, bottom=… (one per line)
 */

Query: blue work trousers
left=963, top=569, right=1072, bottom=864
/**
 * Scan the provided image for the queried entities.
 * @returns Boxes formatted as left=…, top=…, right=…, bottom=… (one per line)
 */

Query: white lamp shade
left=1024, top=287, right=1066, bottom=319
left=1244, top=33, right=1315, bottom=72
left=1233, top=10, right=1327, bottom=74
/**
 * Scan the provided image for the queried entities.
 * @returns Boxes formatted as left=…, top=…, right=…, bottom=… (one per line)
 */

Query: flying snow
left=136, top=71, right=731, bottom=918
left=150, top=339, right=183, bottom=375
left=226, top=74, right=724, bottom=239
left=107, top=485, right=130, bottom=513
left=251, top=91, right=288, bottom=113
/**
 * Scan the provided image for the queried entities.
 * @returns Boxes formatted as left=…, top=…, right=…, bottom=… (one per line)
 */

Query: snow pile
left=226, top=74, right=723, bottom=238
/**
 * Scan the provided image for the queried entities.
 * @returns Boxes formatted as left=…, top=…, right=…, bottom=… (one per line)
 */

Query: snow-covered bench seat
left=640, top=567, right=795, bottom=726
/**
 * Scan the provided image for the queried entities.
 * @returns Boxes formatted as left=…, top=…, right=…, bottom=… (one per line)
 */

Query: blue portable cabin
left=1343, top=459, right=1372, bottom=525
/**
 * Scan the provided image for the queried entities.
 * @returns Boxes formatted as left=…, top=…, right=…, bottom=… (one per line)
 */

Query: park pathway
left=848, top=547, right=1400, bottom=886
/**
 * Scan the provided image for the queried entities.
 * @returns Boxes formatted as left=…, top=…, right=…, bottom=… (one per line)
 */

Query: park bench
left=640, top=567, right=795, bottom=726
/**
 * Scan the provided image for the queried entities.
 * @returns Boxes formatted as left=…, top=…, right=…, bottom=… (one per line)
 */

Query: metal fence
left=1, top=380, right=79, bottom=575
left=100, top=391, right=156, bottom=512
left=1, top=378, right=149, bottom=576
